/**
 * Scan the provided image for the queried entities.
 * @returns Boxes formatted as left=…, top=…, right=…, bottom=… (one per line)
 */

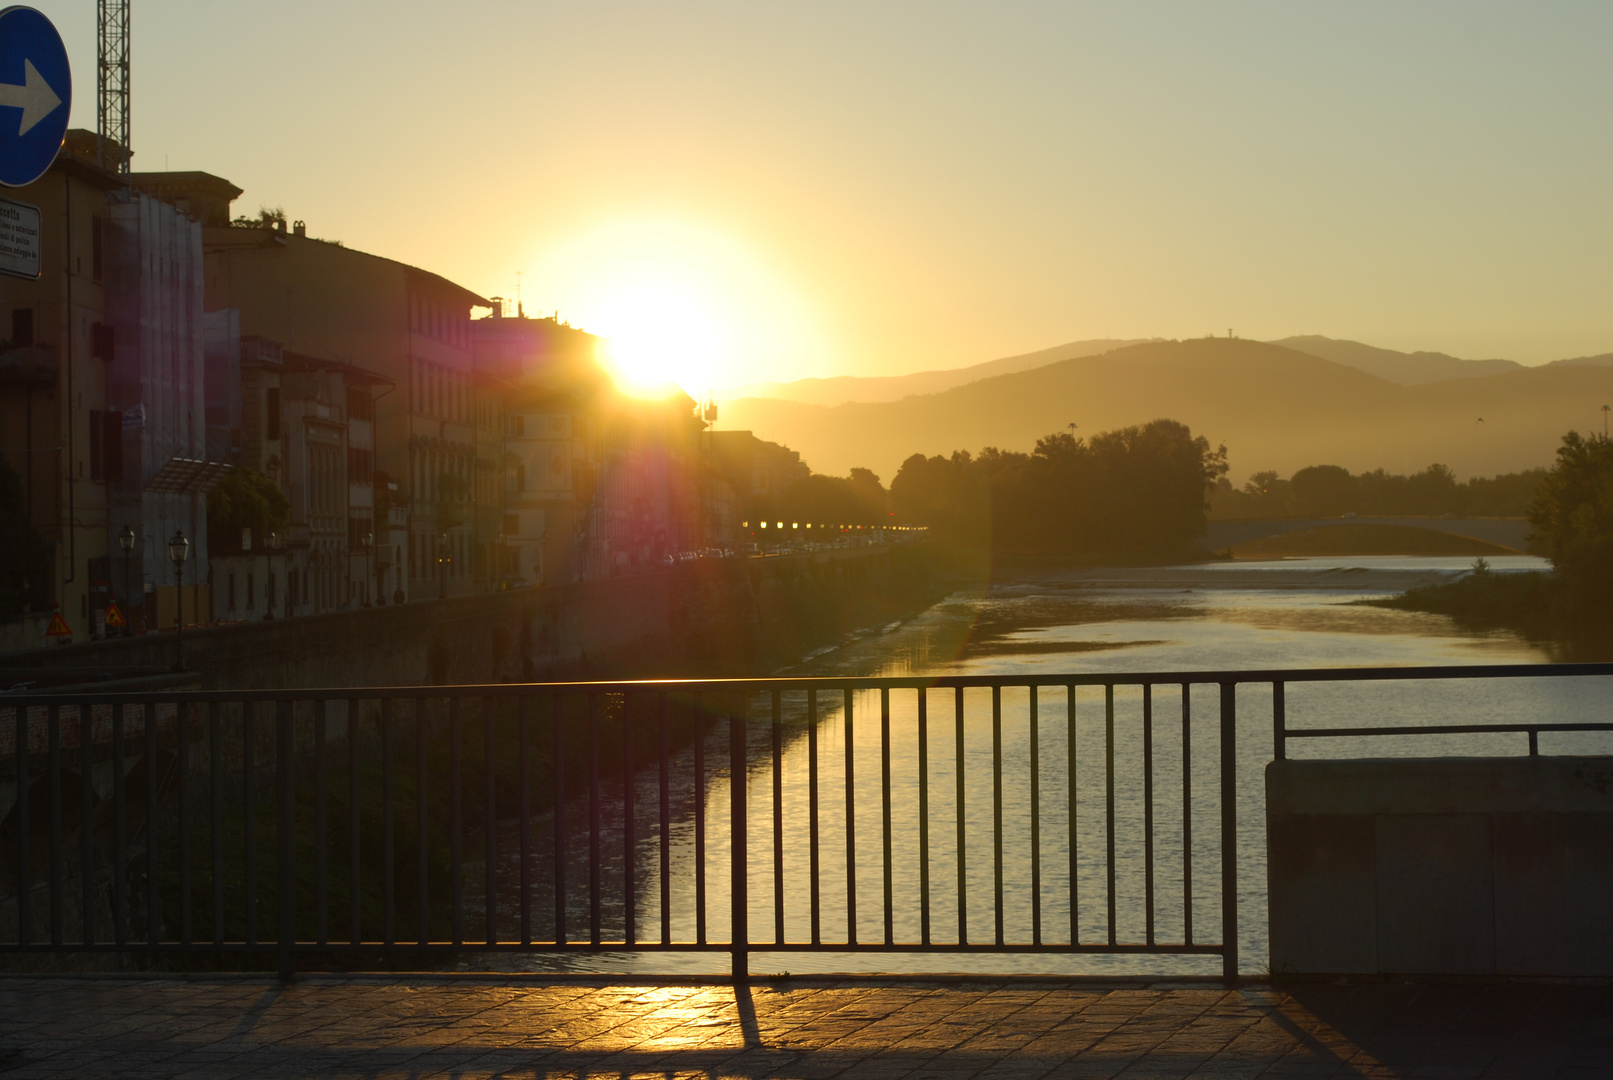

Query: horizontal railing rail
left=9, top=660, right=1613, bottom=706
left=1, top=662, right=1610, bottom=981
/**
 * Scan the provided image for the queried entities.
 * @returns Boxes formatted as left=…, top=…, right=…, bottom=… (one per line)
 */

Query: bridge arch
left=1200, top=516, right=1532, bottom=555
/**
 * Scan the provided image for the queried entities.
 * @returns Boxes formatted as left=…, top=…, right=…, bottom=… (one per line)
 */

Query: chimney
left=292, top=220, right=306, bottom=237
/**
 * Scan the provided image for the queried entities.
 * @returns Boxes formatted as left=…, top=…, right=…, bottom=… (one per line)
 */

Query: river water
left=498, top=555, right=1613, bottom=976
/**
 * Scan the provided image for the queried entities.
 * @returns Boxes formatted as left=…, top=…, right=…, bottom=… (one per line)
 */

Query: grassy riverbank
left=1366, top=563, right=1613, bottom=659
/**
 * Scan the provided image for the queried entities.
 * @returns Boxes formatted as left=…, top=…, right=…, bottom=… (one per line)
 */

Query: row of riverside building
left=0, top=133, right=813, bottom=649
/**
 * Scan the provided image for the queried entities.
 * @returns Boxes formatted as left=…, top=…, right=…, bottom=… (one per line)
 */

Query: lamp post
left=167, top=529, right=190, bottom=671
left=264, top=531, right=279, bottom=620
left=437, top=533, right=450, bottom=600
left=116, top=524, right=135, bottom=637
left=361, top=531, right=374, bottom=607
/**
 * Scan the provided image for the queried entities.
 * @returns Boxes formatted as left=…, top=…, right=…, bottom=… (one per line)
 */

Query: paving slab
left=0, top=977, right=1606, bottom=1078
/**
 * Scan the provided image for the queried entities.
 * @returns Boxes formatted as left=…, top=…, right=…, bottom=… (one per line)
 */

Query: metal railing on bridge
left=2, top=663, right=1611, bottom=980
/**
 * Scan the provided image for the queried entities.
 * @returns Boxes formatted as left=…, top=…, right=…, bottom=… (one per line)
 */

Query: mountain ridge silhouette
left=718, top=337, right=1613, bottom=484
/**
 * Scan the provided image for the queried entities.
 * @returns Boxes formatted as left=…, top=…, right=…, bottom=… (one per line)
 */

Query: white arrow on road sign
left=0, top=59, right=61, bottom=137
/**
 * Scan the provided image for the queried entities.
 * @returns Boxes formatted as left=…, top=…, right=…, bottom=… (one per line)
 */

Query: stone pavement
left=0, top=976, right=1608, bottom=1079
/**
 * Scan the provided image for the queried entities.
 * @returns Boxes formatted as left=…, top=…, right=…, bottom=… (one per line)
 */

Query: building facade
left=200, top=209, right=490, bottom=601
left=0, top=134, right=120, bottom=647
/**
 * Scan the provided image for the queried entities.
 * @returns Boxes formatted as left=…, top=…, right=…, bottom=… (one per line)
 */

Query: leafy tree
left=0, top=461, right=48, bottom=617
left=1289, top=464, right=1358, bottom=517
left=891, top=419, right=1226, bottom=559
left=206, top=467, right=290, bottom=555
left=783, top=468, right=890, bottom=527
left=847, top=468, right=889, bottom=522
left=1528, top=431, right=1613, bottom=604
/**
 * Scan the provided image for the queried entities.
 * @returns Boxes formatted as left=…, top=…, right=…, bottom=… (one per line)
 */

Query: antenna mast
left=97, top=0, right=131, bottom=175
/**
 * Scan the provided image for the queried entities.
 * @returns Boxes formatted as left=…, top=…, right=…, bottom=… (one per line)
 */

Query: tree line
left=1381, top=430, right=1613, bottom=653
left=1210, top=463, right=1545, bottom=520
left=884, top=419, right=1228, bottom=558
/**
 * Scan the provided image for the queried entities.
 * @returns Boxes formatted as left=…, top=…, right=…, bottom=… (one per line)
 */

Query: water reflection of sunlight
left=501, top=557, right=1610, bottom=978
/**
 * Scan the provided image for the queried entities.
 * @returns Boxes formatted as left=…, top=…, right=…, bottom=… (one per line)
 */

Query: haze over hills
left=724, top=339, right=1151, bottom=405
left=1268, top=336, right=1524, bottom=385
left=717, top=338, right=1613, bottom=484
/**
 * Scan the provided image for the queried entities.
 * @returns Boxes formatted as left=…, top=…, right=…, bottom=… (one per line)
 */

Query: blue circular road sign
left=0, top=6, right=69, bottom=188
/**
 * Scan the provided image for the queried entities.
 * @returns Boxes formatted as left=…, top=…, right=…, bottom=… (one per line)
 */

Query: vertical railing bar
left=918, top=688, right=930, bottom=947
left=114, top=703, right=127, bottom=946
left=552, top=694, right=566, bottom=947
left=1220, top=681, right=1238, bottom=982
left=955, top=685, right=967, bottom=946
left=807, top=688, right=820, bottom=946
left=84, top=704, right=98, bottom=947
left=622, top=694, right=635, bottom=948
left=1528, top=729, right=1539, bottom=757
left=177, top=702, right=190, bottom=947
left=418, top=699, right=430, bottom=947
left=771, top=689, right=784, bottom=948
left=1272, top=681, right=1286, bottom=761
left=275, top=698, right=295, bottom=979
left=1182, top=684, right=1193, bottom=947
left=658, top=694, right=670, bottom=947
left=843, top=687, right=857, bottom=947
left=729, top=690, right=748, bottom=981
left=1143, top=683, right=1155, bottom=948
left=348, top=699, right=361, bottom=948
left=1067, top=685, right=1077, bottom=947
left=16, top=705, right=28, bottom=948
left=1030, top=685, right=1041, bottom=947
left=177, top=703, right=193, bottom=947
left=880, top=686, right=894, bottom=947
left=243, top=704, right=257, bottom=947
left=485, top=697, right=498, bottom=948
left=144, top=701, right=158, bottom=948
left=519, top=694, right=532, bottom=947
left=1105, top=684, right=1116, bottom=947
left=587, top=692, right=601, bottom=947
left=991, top=684, right=1004, bottom=948
left=452, top=697, right=464, bottom=947
left=48, top=704, right=62, bottom=947
left=381, top=698, right=394, bottom=948
left=315, top=699, right=328, bottom=948
left=694, top=693, right=707, bottom=946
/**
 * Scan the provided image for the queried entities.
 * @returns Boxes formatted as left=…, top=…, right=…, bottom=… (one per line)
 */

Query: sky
left=31, top=1, right=1613, bottom=393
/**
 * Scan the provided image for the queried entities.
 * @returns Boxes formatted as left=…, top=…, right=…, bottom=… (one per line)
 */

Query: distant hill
left=1271, top=336, right=1523, bottom=384
left=1547, top=352, right=1613, bottom=369
left=717, top=338, right=1613, bottom=483
left=723, top=338, right=1151, bottom=406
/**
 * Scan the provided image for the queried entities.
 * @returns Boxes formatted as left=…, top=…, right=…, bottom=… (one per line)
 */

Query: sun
left=525, top=220, right=817, bottom=396
left=589, top=274, right=729, bottom=395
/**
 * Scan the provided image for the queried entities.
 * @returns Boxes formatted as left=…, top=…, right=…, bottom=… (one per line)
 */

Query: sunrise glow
left=526, top=220, right=817, bottom=397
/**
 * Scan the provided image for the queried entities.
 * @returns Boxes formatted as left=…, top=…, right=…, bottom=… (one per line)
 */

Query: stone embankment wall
left=1267, top=756, right=1613, bottom=977
left=7, top=545, right=941, bottom=690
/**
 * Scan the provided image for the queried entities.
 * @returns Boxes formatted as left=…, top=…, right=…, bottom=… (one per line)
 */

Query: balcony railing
left=2, top=663, right=1611, bottom=980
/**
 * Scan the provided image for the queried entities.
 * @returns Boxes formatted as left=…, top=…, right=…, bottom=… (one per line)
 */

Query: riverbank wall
left=4, top=544, right=943, bottom=691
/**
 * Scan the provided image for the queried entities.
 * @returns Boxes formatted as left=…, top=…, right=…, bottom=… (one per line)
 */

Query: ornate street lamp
left=167, top=529, right=190, bottom=671
left=116, top=524, right=135, bottom=638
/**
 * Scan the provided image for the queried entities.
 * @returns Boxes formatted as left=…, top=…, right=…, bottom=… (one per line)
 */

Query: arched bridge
left=1201, top=516, right=1533, bottom=553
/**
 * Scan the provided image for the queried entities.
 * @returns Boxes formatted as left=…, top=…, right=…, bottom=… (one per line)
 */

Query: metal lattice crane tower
left=97, top=0, right=130, bottom=175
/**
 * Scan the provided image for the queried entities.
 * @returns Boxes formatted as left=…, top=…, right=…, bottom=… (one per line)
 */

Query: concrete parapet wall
left=1267, top=756, right=1613, bottom=977
left=5, top=545, right=939, bottom=690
